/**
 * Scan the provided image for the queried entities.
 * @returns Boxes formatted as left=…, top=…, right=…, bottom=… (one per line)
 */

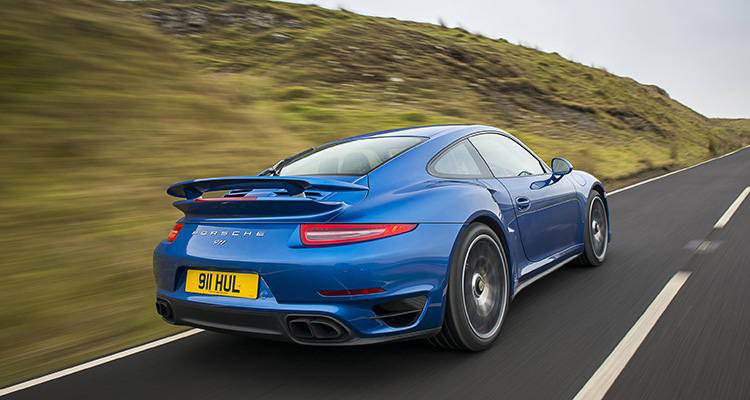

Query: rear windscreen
left=279, top=136, right=425, bottom=176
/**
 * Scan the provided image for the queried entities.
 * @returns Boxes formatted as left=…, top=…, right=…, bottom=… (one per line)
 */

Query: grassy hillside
left=129, top=0, right=749, bottom=179
left=1, top=0, right=748, bottom=387
left=0, top=0, right=305, bottom=386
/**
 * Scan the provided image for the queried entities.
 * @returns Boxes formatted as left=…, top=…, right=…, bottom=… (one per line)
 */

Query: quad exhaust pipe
left=155, top=298, right=174, bottom=323
left=287, top=317, right=348, bottom=341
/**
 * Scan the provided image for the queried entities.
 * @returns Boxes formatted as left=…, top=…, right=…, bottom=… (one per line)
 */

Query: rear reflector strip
left=318, top=288, right=385, bottom=296
left=301, top=224, right=417, bottom=246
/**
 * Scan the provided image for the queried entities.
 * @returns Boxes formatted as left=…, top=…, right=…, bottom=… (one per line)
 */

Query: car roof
left=344, top=124, right=498, bottom=141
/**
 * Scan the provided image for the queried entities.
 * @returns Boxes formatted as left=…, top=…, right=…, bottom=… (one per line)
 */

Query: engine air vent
left=224, top=189, right=254, bottom=198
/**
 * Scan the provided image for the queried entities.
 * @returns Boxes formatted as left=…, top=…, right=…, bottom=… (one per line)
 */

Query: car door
left=469, top=133, right=581, bottom=263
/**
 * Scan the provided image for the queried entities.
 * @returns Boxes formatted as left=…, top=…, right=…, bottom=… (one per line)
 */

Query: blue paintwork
left=498, top=175, right=581, bottom=262
left=153, top=124, right=610, bottom=344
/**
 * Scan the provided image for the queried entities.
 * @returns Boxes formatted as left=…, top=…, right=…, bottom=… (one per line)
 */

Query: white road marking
left=0, top=329, right=203, bottom=397
left=713, top=186, right=750, bottom=229
left=608, top=145, right=750, bottom=196
left=3, top=146, right=748, bottom=395
left=572, top=271, right=691, bottom=400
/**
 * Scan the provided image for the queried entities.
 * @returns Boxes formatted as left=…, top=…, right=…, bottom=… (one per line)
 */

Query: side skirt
left=512, top=253, right=581, bottom=297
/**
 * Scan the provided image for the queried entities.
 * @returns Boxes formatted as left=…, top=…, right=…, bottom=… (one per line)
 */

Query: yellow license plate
left=185, top=270, right=259, bottom=299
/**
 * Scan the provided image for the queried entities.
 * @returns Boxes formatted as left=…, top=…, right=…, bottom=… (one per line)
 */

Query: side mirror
left=551, top=157, right=573, bottom=177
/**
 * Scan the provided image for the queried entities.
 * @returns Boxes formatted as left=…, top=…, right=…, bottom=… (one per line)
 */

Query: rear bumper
left=157, top=296, right=440, bottom=345
left=153, top=223, right=463, bottom=344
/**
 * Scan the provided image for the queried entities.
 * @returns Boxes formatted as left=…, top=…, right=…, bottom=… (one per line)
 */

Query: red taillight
left=318, top=288, right=385, bottom=296
left=167, top=224, right=184, bottom=242
left=300, top=223, right=417, bottom=246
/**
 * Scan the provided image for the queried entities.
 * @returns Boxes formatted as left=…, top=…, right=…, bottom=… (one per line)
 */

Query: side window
left=429, top=140, right=486, bottom=178
left=469, top=134, right=546, bottom=178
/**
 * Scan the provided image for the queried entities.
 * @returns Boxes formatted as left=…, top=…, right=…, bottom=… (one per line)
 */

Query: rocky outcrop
left=142, top=6, right=303, bottom=34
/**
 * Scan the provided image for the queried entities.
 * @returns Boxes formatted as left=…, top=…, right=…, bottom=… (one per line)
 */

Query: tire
left=428, top=223, right=510, bottom=351
left=577, top=191, right=608, bottom=267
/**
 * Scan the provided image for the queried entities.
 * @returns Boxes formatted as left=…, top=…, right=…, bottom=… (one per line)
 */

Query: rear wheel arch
left=440, top=213, right=513, bottom=310
left=435, top=213, right=512, bottom=328
left=470, top=215, right=513, bottom=277
left=430, top=221, right=512, bottom=350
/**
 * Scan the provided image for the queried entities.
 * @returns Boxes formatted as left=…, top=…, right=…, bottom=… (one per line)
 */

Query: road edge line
left=0, top=329, right=203, bottom=397
left=608, top=145, right=750, bottom=196
left=572, top=271, right=691, bottom=400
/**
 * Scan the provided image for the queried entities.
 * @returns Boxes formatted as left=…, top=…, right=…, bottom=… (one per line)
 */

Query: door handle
left=516, top=197, right=530, bottom=211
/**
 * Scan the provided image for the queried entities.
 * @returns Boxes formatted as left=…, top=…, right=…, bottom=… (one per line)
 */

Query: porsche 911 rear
left=153, top=136, right=456, bottom=344
left=155, top=126, right=610, bottom=349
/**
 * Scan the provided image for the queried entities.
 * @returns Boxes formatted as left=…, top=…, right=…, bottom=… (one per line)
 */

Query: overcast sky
left=282, top=0, right=748, bottom=118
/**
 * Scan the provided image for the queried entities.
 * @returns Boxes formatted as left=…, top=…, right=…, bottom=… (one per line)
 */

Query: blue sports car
left=154, top=125, right=609, bottom=351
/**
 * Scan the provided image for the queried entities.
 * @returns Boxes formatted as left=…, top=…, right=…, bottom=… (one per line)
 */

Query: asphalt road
left=5, top=148, right=750, bottom=399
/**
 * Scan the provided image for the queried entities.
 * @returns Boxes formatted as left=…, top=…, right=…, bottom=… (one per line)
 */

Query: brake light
left=300, top=224, right=417, bottom=246
left=318, top=288, right=385, bottom=296
left=167, top=224, right=184, bottom=242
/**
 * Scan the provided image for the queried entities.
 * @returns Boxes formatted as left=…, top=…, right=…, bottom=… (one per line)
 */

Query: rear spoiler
left=167, top=176, right=368, bottom=200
